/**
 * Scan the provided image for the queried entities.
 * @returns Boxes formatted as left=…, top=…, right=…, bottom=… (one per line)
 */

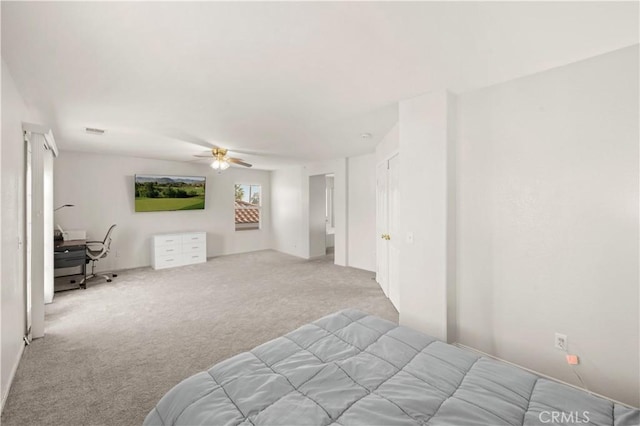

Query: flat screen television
left=135, top=174, right=206, bottom=212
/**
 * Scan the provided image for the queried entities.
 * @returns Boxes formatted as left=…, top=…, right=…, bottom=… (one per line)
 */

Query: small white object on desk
left=151, top=231, right=207, bottom=270
left=63, top=229, right=86, bottom=241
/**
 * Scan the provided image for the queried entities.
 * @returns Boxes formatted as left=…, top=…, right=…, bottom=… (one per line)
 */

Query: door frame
left=22, top=123, right=58, bottom=340
left=24, top=133, right=32, bottom=342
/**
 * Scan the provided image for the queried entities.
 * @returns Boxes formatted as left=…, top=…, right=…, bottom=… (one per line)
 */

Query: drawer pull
left=166, top=249, right=174, bottom=252
left=166, top=258, right=174, bottom=262
left=166, top=239, right=173, bottom=242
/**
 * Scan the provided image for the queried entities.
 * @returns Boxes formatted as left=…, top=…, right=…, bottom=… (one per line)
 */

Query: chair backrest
left=102, top=224, right=117, bottom=253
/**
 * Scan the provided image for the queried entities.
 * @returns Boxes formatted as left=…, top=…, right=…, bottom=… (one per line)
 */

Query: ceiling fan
left=193, top=148, right=252, bottom=171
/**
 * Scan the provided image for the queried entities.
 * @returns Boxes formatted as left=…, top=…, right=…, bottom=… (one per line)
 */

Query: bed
left=144, top=309, right=639, bottom=426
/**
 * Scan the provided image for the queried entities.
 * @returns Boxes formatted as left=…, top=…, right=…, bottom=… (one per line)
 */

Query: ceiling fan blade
left=193, top=154, right=213, bottom=158
left=228, top=158, right=252, bottom=167
left=160, top=130, right=219, bottom=150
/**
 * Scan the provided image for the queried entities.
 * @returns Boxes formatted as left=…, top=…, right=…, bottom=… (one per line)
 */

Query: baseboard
left=1, top=339, right=26, bottom=413
left=453, top=342, right=637, bottom=409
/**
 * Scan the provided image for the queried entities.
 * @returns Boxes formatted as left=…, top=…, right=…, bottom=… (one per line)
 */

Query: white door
left=376, top=154, right=400, bottom=309
left=375, top=162, right=389, bottom=296
left=387, top=155, right=400, bottom=309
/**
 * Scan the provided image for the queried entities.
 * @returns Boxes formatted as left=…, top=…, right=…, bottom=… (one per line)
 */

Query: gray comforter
left=144, top=309, right=639, bottom=426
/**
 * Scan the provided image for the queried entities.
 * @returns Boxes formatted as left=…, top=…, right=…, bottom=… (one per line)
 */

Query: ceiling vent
left=85, top=127, right=105, bottom=135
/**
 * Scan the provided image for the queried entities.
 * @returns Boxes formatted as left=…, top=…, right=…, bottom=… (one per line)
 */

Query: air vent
left=85, top=127, right=105, bottom=135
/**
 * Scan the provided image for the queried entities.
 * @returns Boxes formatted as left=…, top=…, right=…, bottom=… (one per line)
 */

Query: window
left=235, top=184, right=261, bottom=231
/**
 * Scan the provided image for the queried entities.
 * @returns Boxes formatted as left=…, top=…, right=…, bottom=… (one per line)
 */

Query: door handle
left=381, top=234, right=391, bottom=240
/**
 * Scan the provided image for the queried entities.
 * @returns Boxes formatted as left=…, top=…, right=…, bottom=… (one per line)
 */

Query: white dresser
left=151, top=232, right=207, bottom=270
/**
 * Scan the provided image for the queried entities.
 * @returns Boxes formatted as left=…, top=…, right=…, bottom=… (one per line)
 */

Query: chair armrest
left=86, top=240, right=103, bottom=244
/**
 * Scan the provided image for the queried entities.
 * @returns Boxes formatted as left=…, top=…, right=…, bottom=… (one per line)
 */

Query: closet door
left=375, top=162, right=389, bottom=296
left=376, top=153, right=400, bottom=310
left=387, top=154, right=400, bottom=309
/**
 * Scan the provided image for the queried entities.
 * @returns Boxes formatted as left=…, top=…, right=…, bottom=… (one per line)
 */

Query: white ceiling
left=2, top=2, right=637, bottom=169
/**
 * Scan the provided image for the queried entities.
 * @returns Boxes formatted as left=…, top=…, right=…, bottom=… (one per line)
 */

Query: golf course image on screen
left=135, top=174, right=206, bottom=212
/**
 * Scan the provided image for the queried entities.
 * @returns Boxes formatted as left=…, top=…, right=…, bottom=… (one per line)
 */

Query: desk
left=54, top=239, right=87, bottom=290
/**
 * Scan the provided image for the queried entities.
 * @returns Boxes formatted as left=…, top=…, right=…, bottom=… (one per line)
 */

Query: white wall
left=347, top=153, right=376, bottom=272
left=270, top=158, right=348, bottom=266
left=397, top=90, right=455, bottom=342
left=0, top=61, right=3, bottom=410
left=376, top=123, right=399, bottom=165
left=1, top=60, right=30, bottom=408
left=270, top=166, right=304, bottom=257
left=456, top=46, right=639, bottom=406
left=54, top=151, right=271, bottom=271
left=270, top=153, right=378, bottom=272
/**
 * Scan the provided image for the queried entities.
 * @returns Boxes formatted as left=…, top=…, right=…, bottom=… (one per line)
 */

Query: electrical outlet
left=555, top=333, right=567, bottom=351
left=566, top=354, right=579, bottom=365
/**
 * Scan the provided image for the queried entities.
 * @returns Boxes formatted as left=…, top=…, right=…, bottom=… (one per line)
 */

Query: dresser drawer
left=182, top=233, right=206, bottom=244
left=154, top=244, right=182, bottom=256
left=182, top=242, right=205, bottom=254
left=154, top=254, right=183, bottom=269
left=183, top=252, right=206, bottom=265
left=154, top=235, right=181, bottom=246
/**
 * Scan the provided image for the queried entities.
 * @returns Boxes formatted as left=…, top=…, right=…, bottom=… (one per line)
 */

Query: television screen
left=135, top=174, right=206, bottom=212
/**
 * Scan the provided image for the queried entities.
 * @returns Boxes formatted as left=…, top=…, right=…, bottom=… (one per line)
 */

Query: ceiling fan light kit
left=211, top=158, right=230, bottom=171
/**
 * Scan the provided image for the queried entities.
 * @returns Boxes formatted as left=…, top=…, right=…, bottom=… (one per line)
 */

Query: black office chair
left=81, top=224, right=118, bottom=286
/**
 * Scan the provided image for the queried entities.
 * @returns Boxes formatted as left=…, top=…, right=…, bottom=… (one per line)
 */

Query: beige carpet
left=1, top=250, right=397, bottom=426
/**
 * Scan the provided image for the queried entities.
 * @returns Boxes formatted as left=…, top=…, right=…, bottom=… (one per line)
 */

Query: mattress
left=144, top=309, right=639, bottom=426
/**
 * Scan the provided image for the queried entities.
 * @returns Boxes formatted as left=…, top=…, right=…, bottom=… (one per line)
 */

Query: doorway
left=325, top=175, right=335, bottom=257
left=308, top=174, right=335, bottom=261
left=376, top=154, right=400, bottom=309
